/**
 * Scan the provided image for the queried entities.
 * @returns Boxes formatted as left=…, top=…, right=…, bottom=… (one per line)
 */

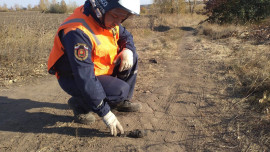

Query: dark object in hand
left=117, top=129, right=147, bottom=138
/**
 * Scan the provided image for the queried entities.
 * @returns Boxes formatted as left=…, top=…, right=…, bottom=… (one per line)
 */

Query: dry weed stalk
left=259, top=90, right=270, bottom=104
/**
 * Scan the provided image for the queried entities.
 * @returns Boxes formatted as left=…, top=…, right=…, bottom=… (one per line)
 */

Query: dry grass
left=198, top=23, right=244, bottom=39
left=196, top=20, right=270, bottom=151
left=0, top=11, right=68, bottom=86
left=157, top=13, right=207, bottom=27
left=194, top=3, right=206, bottom=14
left=198, top=22, right=270, bottom=102
left=229, top=43, right=270, bottom=112
left=198, top=22, right=270, bottom=103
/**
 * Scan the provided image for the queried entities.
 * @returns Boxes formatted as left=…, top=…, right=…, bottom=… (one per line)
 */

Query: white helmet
left=90, top=0, right=140, bottom=17
left=118, top=0, right=140, bottom=15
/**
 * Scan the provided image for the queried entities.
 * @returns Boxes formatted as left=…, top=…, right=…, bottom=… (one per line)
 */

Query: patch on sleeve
left=74, top=43, right=89, bottom=61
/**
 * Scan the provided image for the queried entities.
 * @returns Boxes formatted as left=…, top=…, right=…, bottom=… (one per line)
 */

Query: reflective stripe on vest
left=61, top=18, right=101, bottom=46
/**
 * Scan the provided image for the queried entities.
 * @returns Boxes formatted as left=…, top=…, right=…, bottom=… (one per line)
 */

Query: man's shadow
left=0, top=96, right=109, bottom=137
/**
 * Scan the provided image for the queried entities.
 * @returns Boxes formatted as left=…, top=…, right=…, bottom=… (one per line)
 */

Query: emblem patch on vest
left=74, top=43, right=89, bottom=61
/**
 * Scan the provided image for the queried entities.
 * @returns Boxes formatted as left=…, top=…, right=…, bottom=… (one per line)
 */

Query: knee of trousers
left=118, top=82, right=130, bottom=98
left=106, top=81, right=130, bottom=102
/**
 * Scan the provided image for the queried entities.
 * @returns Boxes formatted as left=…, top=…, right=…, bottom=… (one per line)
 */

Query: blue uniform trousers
left=57, top=52, right=138, bottom=113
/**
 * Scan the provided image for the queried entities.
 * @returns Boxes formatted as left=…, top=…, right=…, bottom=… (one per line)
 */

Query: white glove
left=102, top=111, right=124, bottom=136
left=113, top=48, right=133, bottom=72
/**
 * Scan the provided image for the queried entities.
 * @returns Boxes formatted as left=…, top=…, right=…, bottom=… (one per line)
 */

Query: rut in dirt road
left=132, top=30, right=217, bottom=151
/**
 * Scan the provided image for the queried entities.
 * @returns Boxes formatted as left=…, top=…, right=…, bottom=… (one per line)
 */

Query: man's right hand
left=102, top=111, right=124, bottom=136
left=113, top=48, right=133, bottom=72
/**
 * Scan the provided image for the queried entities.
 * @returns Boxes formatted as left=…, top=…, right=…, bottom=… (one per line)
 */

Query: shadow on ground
left=180, top=26, right=196, bottom=31
left=0, top=96, right=109, bottom=137
left=153, top=25, right=171, bottom=32
left=180, top=26, right=199, bottom=35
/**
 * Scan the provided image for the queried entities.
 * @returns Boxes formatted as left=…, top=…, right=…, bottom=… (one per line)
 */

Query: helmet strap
left=89, top=0, right=109, bottom=29
left=89, top=0, right=103, bottom=19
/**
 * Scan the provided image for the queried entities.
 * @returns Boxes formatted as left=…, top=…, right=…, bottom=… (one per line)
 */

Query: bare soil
left=0, top=26, right=265, bottom=151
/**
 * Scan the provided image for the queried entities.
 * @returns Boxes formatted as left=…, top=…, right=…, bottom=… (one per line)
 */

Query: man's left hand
left=113, top=48, right=133, bottom=72
left=102, top=111, right=124, bottom=136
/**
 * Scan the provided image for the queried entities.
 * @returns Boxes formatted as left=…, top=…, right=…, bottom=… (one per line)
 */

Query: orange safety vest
left=47, top=6, right=119, bottom=77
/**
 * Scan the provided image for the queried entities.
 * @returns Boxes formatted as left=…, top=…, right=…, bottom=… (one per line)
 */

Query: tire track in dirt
left=129, top=30, right=208, bottom=151
left=172, top=30, right=242, bottom=151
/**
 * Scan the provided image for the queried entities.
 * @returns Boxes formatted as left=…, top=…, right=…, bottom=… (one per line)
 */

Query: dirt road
left=0, top=28, right=229, bottom=151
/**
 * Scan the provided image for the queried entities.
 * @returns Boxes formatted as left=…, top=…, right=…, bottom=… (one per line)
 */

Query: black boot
left=68, top=97, right=95, bottom=125
left=109, top=100, right=142, bottom=112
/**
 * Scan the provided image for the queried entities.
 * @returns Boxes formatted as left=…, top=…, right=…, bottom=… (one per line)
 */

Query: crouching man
left=47, top=0, right=142, bottom=136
